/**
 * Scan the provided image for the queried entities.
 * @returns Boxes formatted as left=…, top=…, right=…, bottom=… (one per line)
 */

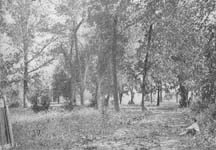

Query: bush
left=88, top=98, right=97, bottom=108
left=41, top=95, right=51, bottom=110
left=190, top=100, right=208, bottom=114
left=63, top=101, right=74, bottom=111
left=9, top=101, right=20, bottom=108
left=30, top=93, right=51, bottom=113
left=190, top=103, right=216, bottom=149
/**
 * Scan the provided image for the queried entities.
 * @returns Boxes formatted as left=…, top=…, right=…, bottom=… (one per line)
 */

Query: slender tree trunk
left=111, top=16, right=120, bottom=112
left=79, top=62, right=89, bottom=105
left=69, top=60, right=75, bottom=104
left=74, top=30, right=80, bottom=80
left=22, top=0, right=29, bottom=108
left=104, top=93, right=110, bottom=107
left=23, top=61, right=28, bottom=108
left=157, top=85, right=160, bottom=106
left=80, top=90, right=84, bottom=105
left=97, top=78, right=104, bottom=113
left=179, top=83, right=188, bottom=107
left=129, top=87, right=135, bottom=104
left=159, top=81, right=162, bottom=102
left=95, top=81, right=98, bottom=109
left=141, top=24, right=153, bottom=111
left=57, top=96, right=60, bottom=104
left=80, top=79, right=84, bottom=105
left=150, top=86, right=153, bottom=104
left=73, top=88, right=76, bottom=104
left=119, top=92, right=123, bottom=104
left=23, top=40, right=28, bottom=108
left=176, top=89, right=178, bottom=103
left=74, top=20, right=84, bottom=105
left=178, top=75, right=188, bottom=107
left=141, top=83, right=147, bottom=111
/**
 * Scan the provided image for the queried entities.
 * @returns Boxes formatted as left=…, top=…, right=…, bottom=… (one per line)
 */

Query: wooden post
left=0, top=96, right=14, bottom=149
left=4, top=96, right=14, bottom=147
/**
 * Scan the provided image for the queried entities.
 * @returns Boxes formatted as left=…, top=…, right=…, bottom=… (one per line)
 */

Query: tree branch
left=27, top=37, right=58, bottom=64
left=28, top=58, right=54, bottom=74
left=74, top=18, right=84, bottom=33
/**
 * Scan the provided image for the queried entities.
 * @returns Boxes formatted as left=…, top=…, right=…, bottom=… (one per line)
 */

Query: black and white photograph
left=0, top=0, right=216, bottom=149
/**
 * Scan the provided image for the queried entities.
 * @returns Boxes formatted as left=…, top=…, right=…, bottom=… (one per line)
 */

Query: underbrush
left=189, top=101, right=216, bottom=149
left=12, top=107, right=151, bottom=150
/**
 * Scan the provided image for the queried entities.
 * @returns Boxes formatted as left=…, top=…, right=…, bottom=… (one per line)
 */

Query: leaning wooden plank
left=4, top=105, right=11, bottom=144
left=0, top=108, right=6, bottom=145
left=4, top=96, right=14, bottom=147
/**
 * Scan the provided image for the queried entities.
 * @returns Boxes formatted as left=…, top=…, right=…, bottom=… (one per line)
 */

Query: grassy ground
left=9, top=101, right=215, bottom=150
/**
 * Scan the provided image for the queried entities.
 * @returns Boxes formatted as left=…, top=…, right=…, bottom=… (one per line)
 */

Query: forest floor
left=10, top=101, right=208, bottom=150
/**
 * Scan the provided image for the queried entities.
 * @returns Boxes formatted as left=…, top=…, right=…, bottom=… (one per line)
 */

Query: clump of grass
left=12, top=107, right=151, bottom=150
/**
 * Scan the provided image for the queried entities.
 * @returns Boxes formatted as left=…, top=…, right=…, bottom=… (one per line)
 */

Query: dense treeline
left=0, top=0, right=216, bottom=113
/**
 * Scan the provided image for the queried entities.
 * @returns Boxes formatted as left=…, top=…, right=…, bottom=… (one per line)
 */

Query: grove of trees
left=0, top=0, right=216, bottom=112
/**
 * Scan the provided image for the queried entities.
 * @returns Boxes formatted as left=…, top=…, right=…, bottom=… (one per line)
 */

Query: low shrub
left=190, top=100, right=208, bottom=114
left=9, top=101, right=20, bottom=108
left=88, top=99, right=97, bottom=108
left=30, top=93, right=51, bottom=113
left=190, top=103, right=216, bottom=149
left=63, top=101, right=74, bottom=111
left=40, top=95, right=51, bottom=110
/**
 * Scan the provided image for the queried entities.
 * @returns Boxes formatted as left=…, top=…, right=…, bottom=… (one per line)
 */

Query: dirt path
left=82, top=102, right=193, bottom=150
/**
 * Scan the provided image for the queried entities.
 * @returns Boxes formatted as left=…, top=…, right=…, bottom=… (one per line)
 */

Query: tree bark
left=119, top=92, right=123, bottom=104
left=157, top=85, right=160, bottom=106
left=74, top=19, right=84, bottom=105
left=111, top=16, right=120, bottom=112
left=178, top=75, right=188, bottom=107
left=159, top=81, right=162, bottom=102
left=94, top=81, right=99, bottom=109
left=150, top=86, right=153, bottom=104
left=141, top=83, right=147, bottom=111
left=69, top=44, right=75, bottom=105
left=129, top=87, right=135, bottom=104
left=23, top=60, right=28, bottom=108
left=97, top=78, right=104, bottom=113
left=176, top=89, right=178, bottom=103
left=141, top=24, right=153, bottom=111
left=104, top=93, right=110, bottom=107
left=179, top=83, right=188, bottom=107
left=79, top=60, right=89, bottom=105
left=22, top=0, right=30, bottom=108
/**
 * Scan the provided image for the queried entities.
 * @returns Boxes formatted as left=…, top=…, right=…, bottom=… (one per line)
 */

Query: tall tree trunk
left=159, top=81, right=162, bottom=102
left=141, top=24, right=153, bottom=111
left=157, top=85, right=160, bottom=106
left=128, top=87, right=135, bottom=104
left=22, top=0, right=30, bottom=108
left=94, top=81, right=99, bottom=109
left=97, top=78, right=104, bottom=113
left=74, top=31, right=81, bottom=105
left=69, top=61, right=74, bottom=105
left=179, top=83, right=188, bottom=107
left=57, top=96, right=60, bottom=104
left=111, top=16, right=120, bottom=112
left=176, top=89, right=178, bottom=103
left=74, top=19, right=84, bottom=105
left=119, top=92, right=123, bottom=104
left=150, top=86, right=153, bottom=104
left=23, top=60, right=28, bottom=108
left=141, top=83, right=147, bottom=111
left=23, top=34, right=28, bottom=108
left=79, top=62, right=89, bottom=105
left=178, top=75, right=188, bottom=107
left=104, top=93, right=110, bottom=107
left=80, top=90, right=84, bottom=105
